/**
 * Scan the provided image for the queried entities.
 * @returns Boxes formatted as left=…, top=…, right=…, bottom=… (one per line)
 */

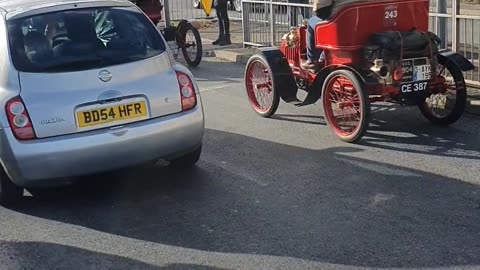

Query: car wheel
left=169, top=145, right=202, bottom=169
left=0, top=167, right=23, bottom=206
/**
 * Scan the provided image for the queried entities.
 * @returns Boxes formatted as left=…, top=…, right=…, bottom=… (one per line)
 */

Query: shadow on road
left=359, top=103, right=480, bottom=160
left=10, top=128, right=480, bottom=269
left=0, top=241, right=228, bottom=270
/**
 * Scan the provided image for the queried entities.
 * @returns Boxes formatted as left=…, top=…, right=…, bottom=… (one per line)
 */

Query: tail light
left=176, top=71, right=197, bottom=111
left=393, top=66, right=404, bottom=81
left=5, top=97, right=35, bottom=140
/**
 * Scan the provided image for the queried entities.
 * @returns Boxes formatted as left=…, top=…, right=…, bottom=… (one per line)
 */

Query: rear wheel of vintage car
left=244, top=54, right=280, bottom=117
left=180, top=23, right=203, bottom=67
left=419, top=59, right=467, bottom=126
left=0, top=167, right=23, bottom=206
left=322, top=70, right=371, bottom=143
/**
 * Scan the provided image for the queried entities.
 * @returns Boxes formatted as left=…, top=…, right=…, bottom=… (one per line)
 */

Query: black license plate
left=400, top=81, right=429, bottom=94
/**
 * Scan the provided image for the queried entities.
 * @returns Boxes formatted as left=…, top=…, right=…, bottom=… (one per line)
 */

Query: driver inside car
left=301, top=0, right=377, bottom=72
left=301, top=0, right=332, bottom=72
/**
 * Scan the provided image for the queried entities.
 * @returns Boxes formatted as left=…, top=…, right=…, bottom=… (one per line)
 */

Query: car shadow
left=360, top=103, right=480, bottom=160
left=11, top=128, right=480, bottom=269
left=0, top=240, right=229, bottom=270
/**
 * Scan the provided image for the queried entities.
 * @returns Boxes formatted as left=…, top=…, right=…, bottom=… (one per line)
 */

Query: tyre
left=322, top=69, right=371, bottom=143
left=419, top=57, right=467, bottom=126
left=180, top=23, right=203, bottom=67
left=170, top=145, right=202, bottom=169
left=244, top=54, right=281, bottom=117
left=193, top=0, right=201, bottom=9
left=0, top=167, right=23, bottom=206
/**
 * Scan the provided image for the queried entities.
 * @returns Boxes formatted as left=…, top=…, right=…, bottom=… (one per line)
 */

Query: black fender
left=306, top=64, right=367, bottom=104
left=253, top=47, right=299, bottom=103
left=176, top=19, right=191, bottom=35
left=437, top=49, right=475, bottom=72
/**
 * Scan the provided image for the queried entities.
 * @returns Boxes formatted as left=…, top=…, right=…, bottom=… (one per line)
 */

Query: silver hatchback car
left=0, top=0, right=205, bottom=205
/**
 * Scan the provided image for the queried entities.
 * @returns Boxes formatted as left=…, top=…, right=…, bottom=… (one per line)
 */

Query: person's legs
left=218, top=1, right=231, bottom=46
left=306, top=15, right=323, bottom=62
left=213, top=3, right=225, bottom=45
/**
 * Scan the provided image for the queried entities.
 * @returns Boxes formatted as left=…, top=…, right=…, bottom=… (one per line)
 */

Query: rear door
left=8, top=5, right=181, bottom=138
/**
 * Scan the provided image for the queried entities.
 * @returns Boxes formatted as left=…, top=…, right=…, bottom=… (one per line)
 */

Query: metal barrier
left=429, top=0, right=480, bottom=86
left=242, top=0, right=311, bottom=47
left=242, top=0, right=480, bottom=86
left=164, top=0, right=242, bottom=23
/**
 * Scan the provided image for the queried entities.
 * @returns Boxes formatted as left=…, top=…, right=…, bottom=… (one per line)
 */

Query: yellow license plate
left=77, top=101, right=147, bottom=128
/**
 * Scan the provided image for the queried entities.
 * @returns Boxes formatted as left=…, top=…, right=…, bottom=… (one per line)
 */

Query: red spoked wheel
left=419, top=58, right=467, bottom=125
left=244, top=54, right=280, bottom=117
left=322, top=70, right=370, bottom=143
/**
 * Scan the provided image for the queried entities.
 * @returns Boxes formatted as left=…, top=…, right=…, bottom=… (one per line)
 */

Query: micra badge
left=41, top=117, right=65, bottom=125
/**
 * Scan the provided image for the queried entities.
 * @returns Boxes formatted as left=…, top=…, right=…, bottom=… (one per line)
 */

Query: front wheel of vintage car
left=419, top=60, right=467, bottom=126
left=322, top=70, right=371, bottom=143
left=244, top=54, right=280, bottom=117
left=170, top=145, right=202, bottom=169
left=0, top=167, right=24, bottom=206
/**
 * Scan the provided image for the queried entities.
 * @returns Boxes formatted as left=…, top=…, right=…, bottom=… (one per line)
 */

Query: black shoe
left=218, top=34, right=232, bottom=46
left=212, top=34, right=224, bottom=45
left=301, top=60, right=319, bottom=73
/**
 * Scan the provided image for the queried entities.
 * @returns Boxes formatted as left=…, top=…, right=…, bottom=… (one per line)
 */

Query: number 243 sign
left=384, top=5, right=398, bottom=26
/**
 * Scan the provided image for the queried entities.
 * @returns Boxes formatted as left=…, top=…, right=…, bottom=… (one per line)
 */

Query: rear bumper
left=0, top=103, right=204, bottom=187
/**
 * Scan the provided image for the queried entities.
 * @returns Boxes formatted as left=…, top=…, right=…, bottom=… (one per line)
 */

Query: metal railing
left=242, top=0, right=480, bottom=86
left=242, top=0, right=311, bottom=47
left=163, top=0, right=242, bottom=23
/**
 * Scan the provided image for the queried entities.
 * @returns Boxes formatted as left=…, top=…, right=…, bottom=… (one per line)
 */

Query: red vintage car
left=244, top=0, right=475, bottom=143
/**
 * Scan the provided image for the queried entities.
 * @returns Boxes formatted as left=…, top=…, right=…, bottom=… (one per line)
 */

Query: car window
left=7, top=7, right=166, bottom=73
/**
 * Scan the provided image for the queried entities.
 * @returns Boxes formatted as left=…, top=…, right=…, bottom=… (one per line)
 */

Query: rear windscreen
left=7, top=6, right=166, bottom=73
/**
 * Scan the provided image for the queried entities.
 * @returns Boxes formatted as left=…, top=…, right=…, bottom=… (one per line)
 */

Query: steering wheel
left=51, top=33, right=70, bottom=48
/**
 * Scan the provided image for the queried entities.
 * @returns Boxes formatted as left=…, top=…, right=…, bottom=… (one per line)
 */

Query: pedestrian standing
left=212, top=0, right=231, bottom=46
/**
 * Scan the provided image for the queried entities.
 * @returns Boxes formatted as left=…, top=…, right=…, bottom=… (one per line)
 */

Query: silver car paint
left=20, top=53, right=182, bottom=138
left=0, top=0, right=205, bottom=186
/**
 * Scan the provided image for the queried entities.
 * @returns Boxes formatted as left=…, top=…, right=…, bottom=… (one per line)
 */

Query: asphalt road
left=0, top=57, right=480, bottom=270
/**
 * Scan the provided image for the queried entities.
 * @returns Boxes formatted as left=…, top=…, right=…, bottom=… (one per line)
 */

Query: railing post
left=438, top=0, right=446, bottom=48
left=242, top=0, right=249, bottom=47
left=270, top=0, right=275, bottom=46
left=452, top=0, right=458, bottom=52
left=163, top=0, right=171, bottom=28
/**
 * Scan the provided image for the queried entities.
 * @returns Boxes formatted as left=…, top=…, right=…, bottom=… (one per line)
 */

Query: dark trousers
left=216, top=0, right=230, bottom=35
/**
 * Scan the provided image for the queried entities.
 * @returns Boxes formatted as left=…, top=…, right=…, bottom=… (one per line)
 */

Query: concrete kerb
left=467, top=88, right=480, bottom=115
left=213, top=47, right=260, bottom=64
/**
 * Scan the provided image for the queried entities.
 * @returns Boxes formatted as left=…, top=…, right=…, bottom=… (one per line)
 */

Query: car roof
left=0, top=0, right=133, bottom=19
